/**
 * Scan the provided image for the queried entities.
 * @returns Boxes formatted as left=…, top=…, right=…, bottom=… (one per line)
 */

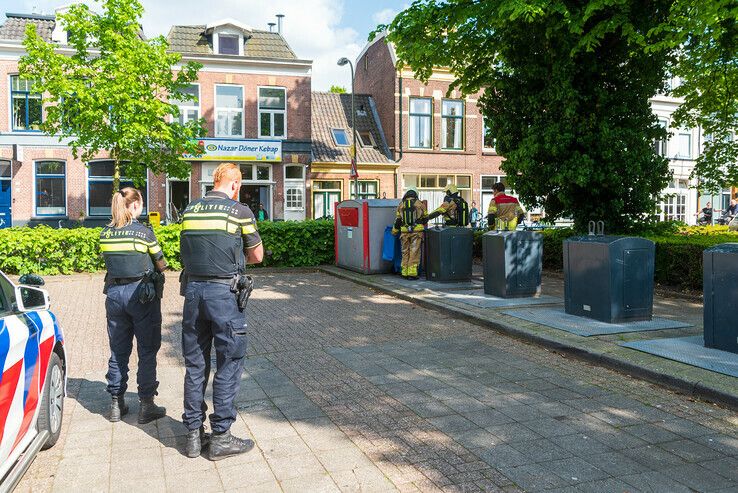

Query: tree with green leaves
left=20, top=0, right=204, bottom=193
left=329, top=85, right=347, bottom=94
left=650, top=1, right=738, bottom=192
left=376, top=1, right=673, bottom=231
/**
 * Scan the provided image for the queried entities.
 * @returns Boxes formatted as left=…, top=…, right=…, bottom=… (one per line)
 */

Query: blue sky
left=10, top=0, right=409, bottom=90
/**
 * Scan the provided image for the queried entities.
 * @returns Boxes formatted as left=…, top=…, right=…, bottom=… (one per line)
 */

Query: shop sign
left=183, top=138, right=282, bottom=162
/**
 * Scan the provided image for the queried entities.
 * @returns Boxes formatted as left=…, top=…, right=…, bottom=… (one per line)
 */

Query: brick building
left=354, top=33, right=506, bottom=217
left=0, top=10, right=311, bottom=227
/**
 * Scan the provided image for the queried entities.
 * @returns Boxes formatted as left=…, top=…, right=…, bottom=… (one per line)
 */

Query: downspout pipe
left=395, top=74, right=403, bottom=198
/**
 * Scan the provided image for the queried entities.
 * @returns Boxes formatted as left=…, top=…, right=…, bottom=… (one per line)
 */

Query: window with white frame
left=88, top=161, right=147, bottom=216
left=218, top=34, right=240, bottom=55
left=11, top=76, right=43, bottom=131
left=403, top=173, right=472, bottom=213
left=441, top=99, right=464, bottom=150
left=172, top=84, right=200, bottom=124
left=258, top=87, right=286, bottom=138
left=660, top=179, right=688, bottom=222
left=654, top=118, right=668, bottom=156
left=35, top=161, right=66, bottom=216
left=350, top=180, right=378, bottom=199
left=215, top=85, right=243, bottom=137
left=676, top=131, right=692, bottom=159
left=409, top=97, right=432, bottom=148
left=286, top=187, right=304, bottom=210
left=483, top=117, right=496, bottom=152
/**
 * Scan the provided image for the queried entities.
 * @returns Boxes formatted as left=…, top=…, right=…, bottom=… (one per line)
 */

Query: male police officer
left=180, top=163, right=264, bottom=460
left=487, top=182, right=525, bottom=230
left=424, top=184, right=469, bottom=226
left=392, top=188, right=427, bottom=279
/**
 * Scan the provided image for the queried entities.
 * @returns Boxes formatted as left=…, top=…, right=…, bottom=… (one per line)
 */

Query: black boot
left=185, top=426, right=211, bottom=458
left=138, top=397, right=166, bottom=424
left=208, top=430, right=254, bottom=461
left=110, top=395, right=128, bottom=422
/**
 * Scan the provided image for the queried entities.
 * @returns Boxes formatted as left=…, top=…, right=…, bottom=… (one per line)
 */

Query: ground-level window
left=660, top=179, right=689, bottom=222
left=313, top=180, right=342, bottom=219
left=35, top=161, right=66, bottom=216
left=350, top=180, right=378, bottom=200
left=88, top=161, right=147, bottom=216
left=11, top=76, right=42, bottom=131
left=403, top=174, right=472, bottom=213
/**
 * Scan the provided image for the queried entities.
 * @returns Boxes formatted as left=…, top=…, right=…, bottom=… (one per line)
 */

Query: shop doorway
left=167, top=180, right=190, bottom=222
left=202, top=183, right=271, bottom=218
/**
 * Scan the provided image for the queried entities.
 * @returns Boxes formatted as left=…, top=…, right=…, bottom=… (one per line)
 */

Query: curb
left=320, top=267, right=738, bottom=412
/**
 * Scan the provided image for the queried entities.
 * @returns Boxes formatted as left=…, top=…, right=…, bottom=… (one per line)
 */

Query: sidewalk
left=320, top=265, right=737, bottom=410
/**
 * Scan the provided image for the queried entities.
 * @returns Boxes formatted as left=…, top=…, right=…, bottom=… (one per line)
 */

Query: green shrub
left=0, top=220, right=335, bottom=275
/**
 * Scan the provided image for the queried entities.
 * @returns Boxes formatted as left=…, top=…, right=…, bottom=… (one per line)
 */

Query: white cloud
left=16, top=0, right=364, bottom=90
left=372, top=8, right=397, bottom=25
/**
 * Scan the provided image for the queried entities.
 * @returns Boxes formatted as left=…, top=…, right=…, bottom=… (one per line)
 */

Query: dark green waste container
left=483, top=231, right=542, bottom=298
left=425, top=226, right=473, bottom=282
left=703, top=243, right=738, bottom=353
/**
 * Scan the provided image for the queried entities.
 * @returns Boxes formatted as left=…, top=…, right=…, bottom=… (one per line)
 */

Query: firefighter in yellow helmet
left=487, top=182, right=525, bottom=230
left=423, top=184, right=470, bottom=227
left=392, top=188, right=427, bottom=279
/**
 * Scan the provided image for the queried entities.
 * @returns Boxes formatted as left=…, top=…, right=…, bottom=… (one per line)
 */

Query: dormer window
left=218, top=34, right=240, bottom=55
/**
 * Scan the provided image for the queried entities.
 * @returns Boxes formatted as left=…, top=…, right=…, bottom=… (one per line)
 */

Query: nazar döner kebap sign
left=182, top=139, right=282, bottom=162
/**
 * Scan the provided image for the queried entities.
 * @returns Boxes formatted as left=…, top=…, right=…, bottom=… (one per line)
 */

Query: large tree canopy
left=650, top=0, right=738, bottom=192
left=20, top=0, right=204, bottom=192
left=376, top=1, right=674, bottom=231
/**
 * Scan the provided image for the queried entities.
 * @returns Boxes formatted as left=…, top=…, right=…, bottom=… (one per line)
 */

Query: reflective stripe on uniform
left=182, top=218, right=239, bottom=234
left=242, top=224, right=257, bottom=235
left=148, top=245, right=162, bottom=254
left=100, top=242, right=148, bottom=253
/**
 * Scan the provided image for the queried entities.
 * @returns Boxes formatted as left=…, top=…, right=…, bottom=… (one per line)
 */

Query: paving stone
left=216, top=459, right=278, bottom=486
left=258, top=435, right=312, bottom=460
left=428, top=415, right=480, bottom=435
left=660, top=462, right=737, bottom=491
left=509, top=439, right=572, bottom=463
left=495, top=463, right=572, bottom=491
left=540, top=457, right=610, bottom=483
left=547, top=434, right=612, bottom=458
left=475, top=444, right=529, bottom=468
left=619, top=471, right=698, bottom=493
left=316, top=446, right=375, bottom=472
left=699, top=456, right=738, bottom=482
left=266, top=452, right=328, bottom=481
left=583, top=452, right=651, bottom=477
left=659, top=438, right=726, bottom=462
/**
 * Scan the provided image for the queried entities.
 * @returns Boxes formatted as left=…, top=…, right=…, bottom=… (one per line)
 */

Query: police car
left=0, top=271, right=66, bottom=492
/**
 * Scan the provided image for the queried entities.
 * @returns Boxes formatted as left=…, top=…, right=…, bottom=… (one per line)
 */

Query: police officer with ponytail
left=100, top=187, right=167, bottom=424
left=179, top=162, right=263, bottom=460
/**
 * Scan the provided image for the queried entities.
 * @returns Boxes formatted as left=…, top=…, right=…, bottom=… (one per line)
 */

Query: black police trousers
left=105, top=281, right=162, bottom=398
left=182, top=281, right=248, bottom=433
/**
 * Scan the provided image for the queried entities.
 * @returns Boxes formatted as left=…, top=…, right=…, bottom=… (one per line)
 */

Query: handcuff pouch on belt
left=230, top=274, right=254, bottom=312
left=138, top=270, right=165, bottom=304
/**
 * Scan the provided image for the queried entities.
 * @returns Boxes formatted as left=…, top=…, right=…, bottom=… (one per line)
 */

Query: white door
left=284, top=182, right=305, bottom=221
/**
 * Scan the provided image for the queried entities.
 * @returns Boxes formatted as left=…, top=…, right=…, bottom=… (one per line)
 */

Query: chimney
left=51, top=5, right=72, bottom=44
left=268, top=22, right=276, bottom=32
left=276, top=14, right=284, bottom=35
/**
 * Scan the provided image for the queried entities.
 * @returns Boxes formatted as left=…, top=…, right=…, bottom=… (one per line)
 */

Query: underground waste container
left=335, top=199, right=399, bottom=274
left=483, top=231, right=542, bottom=298
left=425, top=226, right=473, bottom=282
left=703, top=243, right=738, bottom=353
left=563, top=228, right=655, bottom=323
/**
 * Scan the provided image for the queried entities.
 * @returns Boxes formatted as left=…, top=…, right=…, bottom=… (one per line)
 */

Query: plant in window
left=20, top=0, right=205, bottom=193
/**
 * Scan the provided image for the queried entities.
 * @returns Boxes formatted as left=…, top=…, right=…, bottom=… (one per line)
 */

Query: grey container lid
left=704, top=242, right=738, bottom=253
left=566, top=235, right=654, bottom=246
left=337, top=199, right=399, bottom=208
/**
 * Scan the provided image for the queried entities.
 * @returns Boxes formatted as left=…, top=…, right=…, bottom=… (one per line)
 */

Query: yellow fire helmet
left=445, top=184, right=459, bottom=195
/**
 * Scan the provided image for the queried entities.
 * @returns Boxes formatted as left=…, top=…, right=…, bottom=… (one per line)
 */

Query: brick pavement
left=15, top=271, right=738, bottom=492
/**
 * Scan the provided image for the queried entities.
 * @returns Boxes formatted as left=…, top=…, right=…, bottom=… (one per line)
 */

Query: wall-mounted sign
left=183, top=138, right=282, bottom=162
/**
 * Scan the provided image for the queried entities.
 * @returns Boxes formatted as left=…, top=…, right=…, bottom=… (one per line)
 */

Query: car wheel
left=38, top=352, right=64, bottom=450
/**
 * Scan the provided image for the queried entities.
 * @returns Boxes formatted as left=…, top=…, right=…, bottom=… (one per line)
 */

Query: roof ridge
left=5, top=13, right=56, bottom=21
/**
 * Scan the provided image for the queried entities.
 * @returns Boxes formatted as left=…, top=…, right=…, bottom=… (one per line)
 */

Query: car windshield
left=0, top=271, right=15, bottom=313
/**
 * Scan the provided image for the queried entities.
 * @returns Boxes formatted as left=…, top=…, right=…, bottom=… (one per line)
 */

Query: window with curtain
left=258, top=87, right=286, bottom=138
left=409, top=97, right=432, bottom=148
left=442, top=100, right=464, bottom=150
left=215, top=85, right=243, bottom=137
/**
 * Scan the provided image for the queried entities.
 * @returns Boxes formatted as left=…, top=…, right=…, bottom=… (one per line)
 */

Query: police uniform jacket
left=180, top=191, right=262, bottom=278
left=99, top=219, right=164, bottom=286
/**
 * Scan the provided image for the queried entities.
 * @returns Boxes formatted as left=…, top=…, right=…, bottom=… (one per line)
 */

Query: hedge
left=0, top=220, right=335, bottom=275
left=2, top=221, right=736, bottom=290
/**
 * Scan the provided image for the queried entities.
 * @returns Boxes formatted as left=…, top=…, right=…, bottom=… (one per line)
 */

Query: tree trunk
left=112, top=149, right=121, bottom=197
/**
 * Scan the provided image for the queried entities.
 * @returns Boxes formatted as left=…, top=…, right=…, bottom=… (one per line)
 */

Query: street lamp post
left=337, top=57, right=358, bottom=199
